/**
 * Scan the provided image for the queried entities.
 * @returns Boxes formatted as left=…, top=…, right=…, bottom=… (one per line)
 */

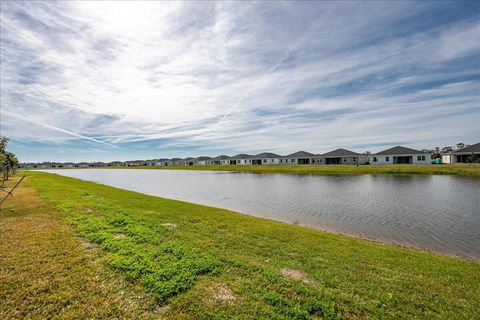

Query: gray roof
left=230, top=153, right=251, bottom=159
left=195, top=156, right=212, bottom=161
left=321, top=148, right=361, bottom=157
left=249, top=152, right=281, bottom=159
left=375, top=146, right=427, bottom=155
left=213, top=155, right=230, bottom=160
left=285, top=151, right=316, bottom=158
left=453, top=143, right=480, bottom=154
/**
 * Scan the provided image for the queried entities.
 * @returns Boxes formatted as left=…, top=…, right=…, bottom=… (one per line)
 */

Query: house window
left=417, top=156, right=421, bottom=161
left=386, top=157, right=389, bottom=162
left=263, top=159, right=266, bottom=163
left=291, top=159, right=294, bottom=163
left=421, top=155, right=425, bottom=161
left=353, top=157, right=356, bottom=161
left=373, top=157, right=377, bottom=162
left=344, top=158, right=347, bottom=162
left=249, top=160, right=251, bottom=163
left=271, top=159, right=274, bottom=163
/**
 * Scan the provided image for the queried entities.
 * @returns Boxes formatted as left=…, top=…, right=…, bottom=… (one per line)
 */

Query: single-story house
left=194, top=156, right=212, bottom=165
left=247, top=152, right=281, bottom=165
left=182, top=157, right=195, bottom=166
left=317, top=149, right=368, bottom=165
left=230, top=154, right=251, bottom=165
left=107, top=161, right=123, bottom=167
left=442, top=143, right=480, bottom=163
left=213, top=155, right=231, bottom=165
left=77, top=162, right=90, bottom=168
left=280, top=151, right=317, bottom=165
left=169, top=158, right=183, bottom=166
left=92, top=162, right=107, bottom=167
left=153, top=158, right=170, bottom=166
left=63, top=162, right=75, bottom=168
left=372, top=146, right=431, bottom=164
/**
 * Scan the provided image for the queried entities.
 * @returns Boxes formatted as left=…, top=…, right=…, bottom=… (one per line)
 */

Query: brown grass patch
left=281, top=268, right=310, bottom=284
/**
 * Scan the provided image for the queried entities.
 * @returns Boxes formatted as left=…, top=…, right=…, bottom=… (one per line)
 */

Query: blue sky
left=1, top=1, right=479, bottom=162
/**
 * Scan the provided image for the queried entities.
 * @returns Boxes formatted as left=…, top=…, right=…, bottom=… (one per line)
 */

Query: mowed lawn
left=121, top=163, right=480, bottom=177
left=1, top=172, right=479, bottom=319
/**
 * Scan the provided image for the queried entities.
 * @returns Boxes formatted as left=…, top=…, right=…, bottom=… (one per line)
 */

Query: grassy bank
left=120, top=164, right=480, bottom=177
left=1, top=172, right=479, bottom=319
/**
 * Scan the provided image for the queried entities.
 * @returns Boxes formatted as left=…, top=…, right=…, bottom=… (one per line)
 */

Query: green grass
left=2, top=172, right=479, bottom=319
left=110, top=163, right=480, bottom=177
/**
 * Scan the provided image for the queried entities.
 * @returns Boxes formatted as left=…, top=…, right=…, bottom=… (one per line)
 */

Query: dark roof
left=249, top=152, right=281, bottom=159
left=230, top=153, right=251, bottom=159
left=195, top=156, right=212, bottom=161
left=321, top=148, right=361, bottom=157
left=453, top=143, right=480, bottom=154
left=285, top=151, right=316, bottom=158
left=213, top=155, right=230, bottom=160
left=170, top=158, right=181, bottom=161
left=374, top=146, right=427, bottom=155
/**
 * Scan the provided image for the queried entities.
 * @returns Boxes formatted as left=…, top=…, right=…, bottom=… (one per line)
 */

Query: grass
left=111, top=163, right=480, bottom=177
left=1, top=171, right=479, bottom=319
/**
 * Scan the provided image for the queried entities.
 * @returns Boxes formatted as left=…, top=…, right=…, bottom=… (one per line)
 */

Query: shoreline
left=26, top=163, right=480, bottom=178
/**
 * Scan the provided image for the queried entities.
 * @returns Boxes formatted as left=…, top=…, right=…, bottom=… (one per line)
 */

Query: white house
left=211, top=155, right=230, bottom=165
left=229, top=154, right=250, bottom=165
left=246, top=153, right=281, bottom=165
left=194, top=156, right=212, bottom=165
left=372, top=146, right=431, bottom=164
left=280, top=151, right=317, bottom=164
left=442, top=143, right=480, bottom=163
left=182, top=157, right=195, bottom=166
left=317, top=149, right=368, bottom=165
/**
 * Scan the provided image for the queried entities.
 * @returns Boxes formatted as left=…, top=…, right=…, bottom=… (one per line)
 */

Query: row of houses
left=21, top=144, right=478, bottom=169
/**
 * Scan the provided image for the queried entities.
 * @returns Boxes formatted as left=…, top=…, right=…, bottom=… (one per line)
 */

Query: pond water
left=46, top=169, right=480, bottom=259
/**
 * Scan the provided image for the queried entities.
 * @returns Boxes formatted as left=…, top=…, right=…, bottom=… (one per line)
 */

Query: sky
left=1, top=1, right=479, bottom=162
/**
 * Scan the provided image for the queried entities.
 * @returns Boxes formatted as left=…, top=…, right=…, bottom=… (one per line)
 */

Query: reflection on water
left=47, top=169, right=480, bottom=259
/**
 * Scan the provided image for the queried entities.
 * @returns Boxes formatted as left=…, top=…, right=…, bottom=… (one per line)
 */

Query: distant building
left=317, top=149, right=368, bottom=165
left=246, top=153, right=281, bottom=165
left=442, top=143, right=480, bottom=163
left=194, top=156, right=212, bottom=165
left=280, top=151, right=317, bottom=165
left=372, top=146, right=431, bottom=164
left=230, top=154, right=250, bottom=165
left=213, top=155, right=230, bottom=165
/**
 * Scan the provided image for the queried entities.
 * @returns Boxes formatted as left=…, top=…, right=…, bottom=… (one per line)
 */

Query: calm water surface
left=47, top=169, right=480, bottom=259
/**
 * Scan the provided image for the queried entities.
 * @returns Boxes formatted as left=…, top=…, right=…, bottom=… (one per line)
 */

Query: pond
left=47, top=169, right=480, bottom=259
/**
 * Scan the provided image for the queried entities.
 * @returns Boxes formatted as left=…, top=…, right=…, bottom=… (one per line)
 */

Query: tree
left=0, top=136, right=18, bottom=184
left=441, top=146, right=453, bottom=154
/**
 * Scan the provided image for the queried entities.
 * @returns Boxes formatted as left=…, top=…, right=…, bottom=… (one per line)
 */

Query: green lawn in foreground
left=115, top=163, right=480, bottom=177
left=2, top=171, right=479, bottom=319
